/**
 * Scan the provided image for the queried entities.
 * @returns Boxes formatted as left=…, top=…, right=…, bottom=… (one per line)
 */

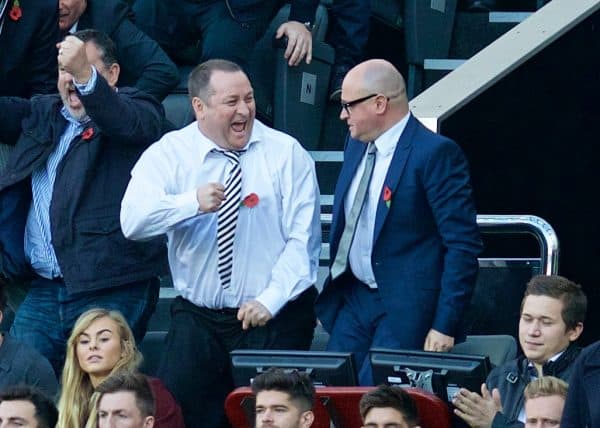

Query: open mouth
left=231, top=121, right=247, bottom=134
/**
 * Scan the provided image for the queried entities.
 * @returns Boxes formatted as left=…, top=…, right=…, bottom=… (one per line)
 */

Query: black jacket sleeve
left=81, top=0, right=179, bottom=101
left=288, top=0, right=319, bottom=24
left=0, top=97, right=32, bottom=144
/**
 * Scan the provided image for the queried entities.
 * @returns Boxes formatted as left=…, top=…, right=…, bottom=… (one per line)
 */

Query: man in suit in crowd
left=58, top=0, right=179, bottom=101
left=0, top=0, right=59, bottom=98
left=316, top=58, right=482, bottom=385
left=0, top=30, right=168, bottom=375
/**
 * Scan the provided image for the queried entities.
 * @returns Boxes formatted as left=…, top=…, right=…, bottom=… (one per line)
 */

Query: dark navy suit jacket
left=316, top=114, right=483, bottom=347
left=0, top=0, right=60, bottom=97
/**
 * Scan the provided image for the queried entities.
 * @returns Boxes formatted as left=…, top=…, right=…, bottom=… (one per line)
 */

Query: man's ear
left=0, top=309, right=3, bottom=325
left=192, top=96, right=207, bottom=119
left=143, top=415, right=155, bottom=428
left=300, top=410, right=314, bottom=428
left=568, top=322, right=584, bottom=342
left=106, top=63, right=120, bottom=87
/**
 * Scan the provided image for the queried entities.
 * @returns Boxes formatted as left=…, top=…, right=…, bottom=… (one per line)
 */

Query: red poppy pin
left=383, top=185, right=392, bottom=208
left=81, top=127, right=94, bottom=140
left=9, top=0, right=22, bottom=21
left=241, top=193, right=259, bottom=208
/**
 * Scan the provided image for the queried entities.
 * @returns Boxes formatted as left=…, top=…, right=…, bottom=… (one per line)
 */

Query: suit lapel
left=372, top=115, right=418, bottom=243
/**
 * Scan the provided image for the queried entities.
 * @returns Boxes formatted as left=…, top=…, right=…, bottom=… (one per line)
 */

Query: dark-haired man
left=359, top=385, right=421, bottom=428
left=57, top=0, right=178, bottom=101
left=94, top=371, right=155, bottom=428
left=121, top=58, right=320, bottom=428
left=0, top=385, right=57, bottom=428
left=453, top=275, right=586, bottom=428
left=0, top=29, right=167, bottom=375
left=253, top=368, right=315, bottom=428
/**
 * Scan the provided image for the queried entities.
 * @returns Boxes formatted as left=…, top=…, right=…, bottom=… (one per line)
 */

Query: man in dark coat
left=453, top=275, right=586, bottom=428
left=0, top=30, right=168, bottom=374
left=58, top=0, right=179, bottom=101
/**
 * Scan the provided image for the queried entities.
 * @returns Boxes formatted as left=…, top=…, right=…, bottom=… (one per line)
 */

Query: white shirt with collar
left=120, top=119, right=321, bottom=316
left=345, top=112, right=410, bottom=288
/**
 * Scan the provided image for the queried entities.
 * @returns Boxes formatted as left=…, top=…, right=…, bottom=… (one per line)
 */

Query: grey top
left=0, top=333, right=58, bottom=398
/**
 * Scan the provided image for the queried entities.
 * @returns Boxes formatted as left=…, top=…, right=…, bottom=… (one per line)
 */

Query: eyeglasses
left=341, top=93, right=378, bottom=115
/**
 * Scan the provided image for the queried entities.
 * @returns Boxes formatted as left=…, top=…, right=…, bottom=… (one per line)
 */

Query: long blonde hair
left=56, top=308, right=143, bottom=428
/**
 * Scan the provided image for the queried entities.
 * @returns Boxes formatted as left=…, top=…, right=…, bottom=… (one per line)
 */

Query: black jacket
left=0, top=0, right=60, bottom=97
left=77, top=0, right=179, bottom=101
left=0, top=75, right=168, bottom=292
left=486, top=345, right=581, bottom=428
left=561, top=341, right=600, bottom=427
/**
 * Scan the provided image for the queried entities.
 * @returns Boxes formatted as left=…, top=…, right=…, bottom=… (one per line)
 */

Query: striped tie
left=215, top=150, right=244, bottom=289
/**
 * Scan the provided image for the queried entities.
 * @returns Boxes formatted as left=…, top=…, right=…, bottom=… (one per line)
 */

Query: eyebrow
left=80, top=328, right=113, bottom=337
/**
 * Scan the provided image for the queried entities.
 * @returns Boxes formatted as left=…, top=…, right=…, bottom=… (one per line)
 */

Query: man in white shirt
left=120, top=58, right=321, bottom=428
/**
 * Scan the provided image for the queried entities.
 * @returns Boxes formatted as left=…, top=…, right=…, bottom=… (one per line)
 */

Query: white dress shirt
left=345, top=113, right=410, bottom=287
left=121, top=120, right=321, bottom=316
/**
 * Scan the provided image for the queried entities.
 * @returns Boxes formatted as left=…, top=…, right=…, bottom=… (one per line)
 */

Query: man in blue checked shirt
left=0, top=29, right=168, bottom=376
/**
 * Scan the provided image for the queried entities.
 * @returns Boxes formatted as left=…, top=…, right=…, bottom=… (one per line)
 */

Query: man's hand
left=237, top=300, right=273, bottom=330
left=423, top=328, right=455, bottom=352
left=452, top=384, right=502, bottom=428
left=57, top=36, right=92, bottom=83
left=196, top=183, right=225, bottom=212
left=275, top=21, right=312, bottom=66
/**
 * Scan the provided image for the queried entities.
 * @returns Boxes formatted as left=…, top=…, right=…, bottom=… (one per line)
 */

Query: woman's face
left=76, top=316, right=124, bottom=383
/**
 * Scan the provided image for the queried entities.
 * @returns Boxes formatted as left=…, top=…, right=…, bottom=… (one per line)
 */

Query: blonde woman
left=57, top=308, right=185, bottom=428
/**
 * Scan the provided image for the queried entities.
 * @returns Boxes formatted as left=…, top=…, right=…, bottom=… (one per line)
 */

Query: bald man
left=315, top=59, right=482, bottom=385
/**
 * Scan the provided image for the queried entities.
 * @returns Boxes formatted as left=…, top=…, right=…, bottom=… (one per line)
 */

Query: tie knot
left=212, top=148, right=246, bottom=164
left=367, top=142, right=377, bottom=155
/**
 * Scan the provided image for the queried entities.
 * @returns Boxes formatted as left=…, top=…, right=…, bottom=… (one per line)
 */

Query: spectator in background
left=315, top=59, right=482, bottom=385
left=120, top=59, right=321, bottom=428
left=58, top=308, right=184, bottom=428
left=253, top=368, right=315, bottom=428
left=0, top=0, right=60, bottom=98
left=559, top=340, right=600, bottom=427
left=0, top=30, right=168, bottom=374
left=523, top=376, right=567, bottom=428
left=58, top=0, right=179, bottom=101
left=359, top=385, right=421, bottom=428
left=0, top=283, right=58, bottom=398
left=0, top=385, right=58, bottom=428
left=133, top=0, right=317, bottom=70
left=453, top=275, right=586, bottom=428
left=87, top=371, right=157, bottom=428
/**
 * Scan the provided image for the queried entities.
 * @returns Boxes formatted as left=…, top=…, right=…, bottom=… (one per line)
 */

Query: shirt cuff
left=255, top=285, right=288, bottom=318
left=74, top=66, right=98, bottom=95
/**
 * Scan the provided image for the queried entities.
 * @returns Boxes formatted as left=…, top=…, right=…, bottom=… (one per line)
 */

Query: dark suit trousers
left=157, top=287, right=317, bottom=428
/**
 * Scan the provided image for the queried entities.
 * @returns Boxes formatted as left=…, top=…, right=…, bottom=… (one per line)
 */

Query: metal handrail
left=320, top=213, right=559, bottom=275
left=476, top=214, right=559, bottom=275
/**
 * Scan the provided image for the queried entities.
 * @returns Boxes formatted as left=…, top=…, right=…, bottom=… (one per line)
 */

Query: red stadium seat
left=225, top=386, right=451, bottom=428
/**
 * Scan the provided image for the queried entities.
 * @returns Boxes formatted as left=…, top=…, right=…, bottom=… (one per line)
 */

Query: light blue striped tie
left=330, top=142, right=377, bottom=280
left=215, top=150, right=244, bottom=289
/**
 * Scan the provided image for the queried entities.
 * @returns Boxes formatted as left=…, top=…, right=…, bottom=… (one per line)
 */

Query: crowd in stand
left=0, top=1, right=597, bottom=428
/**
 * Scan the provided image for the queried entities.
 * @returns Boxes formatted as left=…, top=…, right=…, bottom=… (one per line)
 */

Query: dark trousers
left=136, top=0, right=279, bottom=69
left=10, top=276, right=159, bottom=376
left=325, top=277, right=402, bottom=386
left=157, top=287, right=317, bottom=428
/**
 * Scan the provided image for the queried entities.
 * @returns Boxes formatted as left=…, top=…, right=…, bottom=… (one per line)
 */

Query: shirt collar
left=196, top=120, right=262, bottom=162
left=373, top=112, right=410, bottom=156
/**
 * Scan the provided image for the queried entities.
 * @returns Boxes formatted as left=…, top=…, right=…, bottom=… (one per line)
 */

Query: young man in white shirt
left=121, top=58, right=321, bottom=428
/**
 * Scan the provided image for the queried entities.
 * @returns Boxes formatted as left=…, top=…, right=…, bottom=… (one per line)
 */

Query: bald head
left=347, top=59, right=407, bottom=102
left=340, top=59, right=409, bottom=142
